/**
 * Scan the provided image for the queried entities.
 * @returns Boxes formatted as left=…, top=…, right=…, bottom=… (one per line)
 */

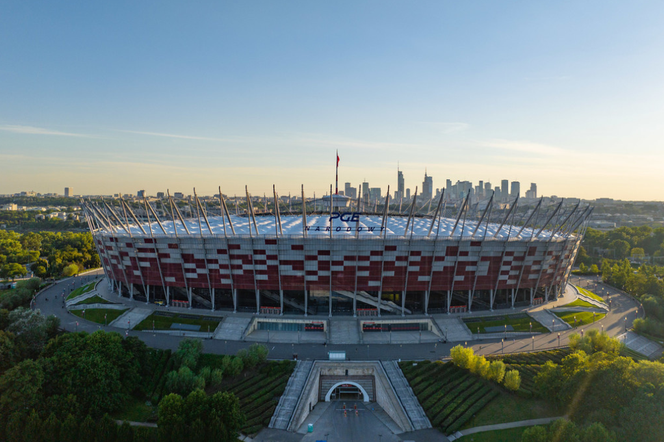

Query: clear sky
left=1, top=1, right=663, bottom=200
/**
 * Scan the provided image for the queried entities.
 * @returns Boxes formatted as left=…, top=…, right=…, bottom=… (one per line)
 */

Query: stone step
left=213, top=316, right=251, bottom=340
left=527, top=309, right=570, bottom=332
left=435, top=317, right=473, bottom=342
left=329, top=318, right=360, bottom=344
left=109, top=307, right=152, bottom=329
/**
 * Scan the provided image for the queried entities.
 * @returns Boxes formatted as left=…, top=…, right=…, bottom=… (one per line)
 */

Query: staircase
left=269, top=360, right=314, bottom=430
left=329, top=318, right=360, bottom=344
left=213, top=316, right=251, bottom=340
left=319, top=375, right=375, bottom=401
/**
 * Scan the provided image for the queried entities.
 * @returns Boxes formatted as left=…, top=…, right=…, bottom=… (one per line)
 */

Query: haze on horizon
left=1, top=1, right=664, bottom=201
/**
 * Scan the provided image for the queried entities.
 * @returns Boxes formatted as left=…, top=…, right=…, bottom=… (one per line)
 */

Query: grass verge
left=563, top=299, right=596, bottom=308
left=66, top=282, right=96, bottom=300
left=461, top=394, right=561, bottom=430
left=553, top=311, right=605, bottom=327
left=112, top=397, right=157, bottom=423
left=71, top=308, right=128, bottom=324
left=75, top=294, right=113, bottom=305
left=576, top=286, right=606, bottom=304
left=134, top=312, right=222, bottom=331
left=464, top=314, right=548, bottom=334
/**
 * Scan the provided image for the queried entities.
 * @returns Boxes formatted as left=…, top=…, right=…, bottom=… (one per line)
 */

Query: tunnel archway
left=324, top=381, right=370, bottom=402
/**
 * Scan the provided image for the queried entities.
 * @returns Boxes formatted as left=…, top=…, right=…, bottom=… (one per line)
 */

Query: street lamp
left=557, top=333, right=560, bottom=347
left=581, top=329, right=584, bottom=338
left=625, top=317, right=627, bottom=332
left=501, top=339, right=504, bottom=354
left=530, top=322, right=532, bottom=334
left=552, top=319, right=555, bottom=332
left=532, top=336, right=534, bottom=350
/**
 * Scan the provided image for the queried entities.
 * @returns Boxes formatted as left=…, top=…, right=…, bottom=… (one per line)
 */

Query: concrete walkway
left=528, top=309, right=571, bottom=332
left=69, top=303, right=126, bottom=311
left=381, top=360, right=431, bottom=431
left=330, top=318, right=360, bottom=344
left=109, top=307, right=152, bottom=329
left=213, top=316, right=251, bottom=340
left=270, top=360, right=314, bottom=430
left=435, top=317, right=473, bottom=342
left=447, top=416, right=565, bottom=441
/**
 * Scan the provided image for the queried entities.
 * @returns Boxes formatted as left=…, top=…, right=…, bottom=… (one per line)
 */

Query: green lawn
left=576, top=286, right=606, bottom=304
left=563, top=299, right=596, bottom=308
left=71, top=308, right=128, bottom=324
left=457, top=427, right=532, bottom=442
left=134, top=312, right=222, bottom=332
left=461, top=394, right=561, bottom=430
left=553, top=311, right=605, bottom=327
left=112, top=398, right=157, bottom=423
left=75, top=294, right=113, bottom=305
left=66, top=281, right=96, bottom=300
left=464, top=314, right=548, bottom=334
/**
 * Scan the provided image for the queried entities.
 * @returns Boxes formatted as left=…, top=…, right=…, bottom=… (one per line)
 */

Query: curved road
left=35, top=271, right=643, bottom=360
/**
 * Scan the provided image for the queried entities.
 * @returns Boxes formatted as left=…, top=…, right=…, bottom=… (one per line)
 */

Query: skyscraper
left=510, top=181, right=520, bottom=198
left=64, top=187, right=71, bottom=197
left=501, top=180, right=509, bottom=200
left=397, top=169, right=405, bottom=200
left=422, top=171, right=433, bottom=201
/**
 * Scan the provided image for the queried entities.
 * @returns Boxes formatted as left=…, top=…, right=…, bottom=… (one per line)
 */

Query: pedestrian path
left=329, top=317, right=359, bottom=344
left=109, top=307, right=152, bottom=329
left=435, top=317, right=473, bottom=342
left=571, top=285, right=608, bottom=310
left=69, top=303, right=126, bottom=311
left=617, top=331, right=663, bottom=359
left=270, top=360, right=314, bottom=430
left=528, top=310, right=570, bottom=332
left=381, top=360, right=431, bottom=431
left=65, top=289, right=100, bottom=307
left=213, top=316, right=252, bottom=340
left=447, top=416, right=565, bottom=440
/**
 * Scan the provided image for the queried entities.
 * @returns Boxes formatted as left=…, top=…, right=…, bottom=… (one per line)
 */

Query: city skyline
left=2, top=2, right=664, bottom=200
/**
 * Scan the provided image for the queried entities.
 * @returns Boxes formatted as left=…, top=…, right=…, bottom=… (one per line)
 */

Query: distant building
left=173, top=192, right=184, bottom=199
left=406, top=188, right=411, bottom=200
left=501, top=180, right=509, bottom=200
left=525, top=183, right=537, bottom=199
left=64, top=187, right=71, bottom=198
left=397, top=170, right=405, bottom=200
left=1, top=204, right=17, bottom=211
left=156, top=192, right=165, bottom=199
left=344, top=183, right=356, bottom=199
left=510, top=181, right=520, bottom=198
left=137, top=190, right=145, bottom=198
left=422, top=172, right=433, bottom=201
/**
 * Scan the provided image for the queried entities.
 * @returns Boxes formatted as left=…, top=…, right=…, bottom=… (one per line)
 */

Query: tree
left=5, top=412, right=25, bottom=442
left=41, top=413, right=62, bottom=442
left=521, top=425, right=547, bottom=442
left=175, top=338, right=203, bottom=370
left=78, top=415, right=96, bottom=442
left=227, top=357, right=243, bottom=377
left=62, top=264, right=79, bottom=277
left=210, top=368, right=224, bottom=388
left=487, top=360, right=506, bottom=383
left=569, top=330, right=622, bottom=355
left=116, top=421, right=134, bottom=442
left=97, top=414, right=117, bottom=442
left=581, top=422, right=616, bottom=442
left=589, top=264, right=600, bottom=274
left=24, top=409, right=44, bottom=442
left=0, top=330, right=16, bottom=373
left=0, top=359, right=44, bottom=417
left=1, top=263, right=27, bottom=280
left=503, top=369, right=521, bottom=391
left=158, top=394, right=185, bottom=442
left=470, top=355, right=490, bottom=378
left=450, top=345, right=475, bottom=370
left=165, top=366, right=205, bottom=396
left=579, top=263, right=588, bottom=273
left=549, top=419, right=580, bottom=442
left=6, top=307, right=49, bottom=359
left=60, top=414, right=79, bottom=442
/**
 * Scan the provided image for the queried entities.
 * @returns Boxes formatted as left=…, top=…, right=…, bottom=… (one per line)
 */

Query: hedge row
left=431, top=381, right=485, bottom=427
left=488, top=348, right=572, bottom=366
left=439, top=384, right=492, bottom=430
left=445, top=389, right=499, bottom=434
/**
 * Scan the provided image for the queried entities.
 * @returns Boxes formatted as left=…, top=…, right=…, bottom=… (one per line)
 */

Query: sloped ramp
left=381, top=360, right=431, bottom=430
left=269, top=360, right=314, bottom=430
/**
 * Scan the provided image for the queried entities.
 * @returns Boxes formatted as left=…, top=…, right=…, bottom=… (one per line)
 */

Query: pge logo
left=329, top=212, right=361, bottom=222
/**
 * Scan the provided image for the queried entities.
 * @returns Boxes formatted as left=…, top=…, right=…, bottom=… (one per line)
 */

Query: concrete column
left=424, top=290, right=429, bottom=315
left=166, top=286, right=170, bottom=306
left=279, top=289, right=284, bottom=315
left=468, top=290, right=472, bottom=313
left=145, top=285, right=150, bottom=304
left=188, top=287, right=193, bottom=309
left=232, top=288, right=237, bottom=313
left=401, top=290, right=406, bottom=317
left=511, top=288, right=516, bottom=308
left=211, top=288, right=215, bottom=311
left=304, top=289, right=308, bottom=317
left=256, top=289, right=260, bottom=314
left=489, top=289, right=495, bottom=311
left=130, top=284, right=134, bottom=300
left=529, top=287, right=534, bottom=306
left=446, top=290, right=451, bottom=314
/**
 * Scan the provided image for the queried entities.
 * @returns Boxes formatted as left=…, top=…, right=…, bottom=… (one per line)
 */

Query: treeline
left=0, top=229, right=99, bottom=280
left=601, top=259, right=664, bottom=338
left=522, top=330, right=664, bottom=441
left=0, top=210, right=87, bottom=232
left=577, top=226, right=664, bottom=265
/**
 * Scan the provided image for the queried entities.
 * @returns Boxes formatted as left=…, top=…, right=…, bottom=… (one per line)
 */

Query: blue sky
left=1, top=1, right=663, bottom=200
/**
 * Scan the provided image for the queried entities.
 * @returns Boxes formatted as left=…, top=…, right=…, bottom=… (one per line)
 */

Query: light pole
left=501, top=339, right=504, bottom=354
left=581, top=329, right=584, bottom=338
left=76, top=321, right=78, bottom=332
left=504, top=324, right=507, bottom=339
left=532, top=336, right=534, bottom=350
left=552, top=319, right=555, bottom=332
left=530, top=322, right=532, bottom=335
left=104, top=313, right=107, bottom=326
left=557, top=333, right=560, bottom=347
left=624, top=317, right=627, bottom=332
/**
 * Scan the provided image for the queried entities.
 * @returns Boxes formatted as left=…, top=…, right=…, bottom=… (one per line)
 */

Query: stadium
left=82, top=191, right=592, bottom=317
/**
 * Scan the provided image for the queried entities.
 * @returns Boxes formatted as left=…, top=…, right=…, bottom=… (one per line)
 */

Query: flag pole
left=335, top=150, right=339, bottom=195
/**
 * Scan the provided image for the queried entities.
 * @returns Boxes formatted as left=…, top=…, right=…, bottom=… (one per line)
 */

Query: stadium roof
left=101, top=214, right=571, bottom=240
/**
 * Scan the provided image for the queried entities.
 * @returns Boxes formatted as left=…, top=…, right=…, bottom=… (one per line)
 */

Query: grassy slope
left=75, top=294, right=113, bottom=305
left=134, top=312, right=221, bottom=331
left=576, top=286, right=606, bottom=304
left=71, top=308, right=128, bottom=324
left=554, top=311, right=605, bottom=327
left=464, top=315, right=548, bottom=334
left=66, top=282, right=96, bottom=300
left=457, top=427, right=531, bottom=442
left=461, top=394, right=560, bottom=429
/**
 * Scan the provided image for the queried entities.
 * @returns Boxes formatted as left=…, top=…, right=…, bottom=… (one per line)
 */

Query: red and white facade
left=84, top=201, right=590, bottom=316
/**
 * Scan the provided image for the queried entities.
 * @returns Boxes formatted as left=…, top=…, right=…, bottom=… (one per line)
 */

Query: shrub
left=487, top=360, right=505, bottom=383
left=450, top=345, right=475, bottom=370
left=210, top=369, right=223, bottom=388
left=470, top=355, right=489, bottom=378
left=503, top=369, right=521, bottom=391
left=227, top=356, right=244, bottom=376
left=175, top=339, right=203, bottom=369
